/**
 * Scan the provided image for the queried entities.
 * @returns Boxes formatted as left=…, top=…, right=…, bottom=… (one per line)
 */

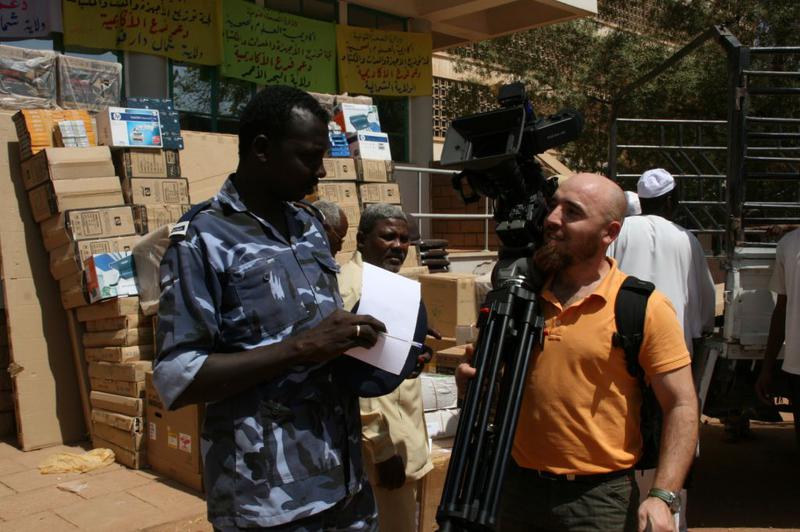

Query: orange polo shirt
left=512, top=258, right=690, bottom=474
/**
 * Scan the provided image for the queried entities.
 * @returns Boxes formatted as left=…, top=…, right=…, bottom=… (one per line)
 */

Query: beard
left=533, top=236, right=600, bottom=274
left=533, top=239, right=571, bottom=274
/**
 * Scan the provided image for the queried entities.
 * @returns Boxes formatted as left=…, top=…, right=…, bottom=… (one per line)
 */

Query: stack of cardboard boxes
left=12, top=109, right=96, bottom=159
left=312, top=99, right=404, bottom=265
left=13, top=102, right=192, bottom=470
left=79, top=297, right=151, bottom=469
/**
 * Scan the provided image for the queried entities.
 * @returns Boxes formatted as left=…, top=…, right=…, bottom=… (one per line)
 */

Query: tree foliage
left=447, top=0, right=800, bottom=175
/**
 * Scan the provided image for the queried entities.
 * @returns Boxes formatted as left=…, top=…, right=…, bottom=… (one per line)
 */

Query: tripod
left=436, top=256, right=545, bottom=531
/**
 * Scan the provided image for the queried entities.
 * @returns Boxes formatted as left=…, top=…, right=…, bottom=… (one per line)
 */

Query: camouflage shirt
left=153, top=177, right=365, bottom=529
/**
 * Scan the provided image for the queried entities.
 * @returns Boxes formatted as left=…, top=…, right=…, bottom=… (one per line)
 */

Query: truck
left=608, top=25, right=799, bottom=438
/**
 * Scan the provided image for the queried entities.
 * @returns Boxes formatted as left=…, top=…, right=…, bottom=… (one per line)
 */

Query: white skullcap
left=637, top=168, right=675, bottom=199
left=624, top=191, right=641, bottom=216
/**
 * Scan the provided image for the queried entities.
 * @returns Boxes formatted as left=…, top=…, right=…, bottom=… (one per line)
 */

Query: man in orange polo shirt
left=457, top=173, right=698, bottom=532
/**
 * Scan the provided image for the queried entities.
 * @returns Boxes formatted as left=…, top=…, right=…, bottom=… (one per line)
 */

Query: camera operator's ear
left=604, top=219, right=623, bottom=243
left=251, top=134, right=270, bottom=163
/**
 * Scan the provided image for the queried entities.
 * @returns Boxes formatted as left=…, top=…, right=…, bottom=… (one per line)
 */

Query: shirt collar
left=541, top=257, right=622, bottom=309
left=217, top=175, right=249, bottom=214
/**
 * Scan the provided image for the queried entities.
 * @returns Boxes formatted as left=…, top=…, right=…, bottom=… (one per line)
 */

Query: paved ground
left=0, top=438, right=211, bottom=532
left=0, top=416, right=797, bottom=531
left=690, top=415, right=799, bottom=532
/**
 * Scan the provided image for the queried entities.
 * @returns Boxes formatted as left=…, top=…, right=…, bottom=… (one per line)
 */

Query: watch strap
left=648, top=488, right=679, bottom=513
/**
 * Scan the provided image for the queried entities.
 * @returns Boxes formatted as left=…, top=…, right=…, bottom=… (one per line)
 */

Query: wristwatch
left=648, top=488, right=681, bottom=513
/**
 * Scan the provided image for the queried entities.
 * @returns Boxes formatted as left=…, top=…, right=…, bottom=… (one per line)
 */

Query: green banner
left=222, top=0, right=336, bottom=93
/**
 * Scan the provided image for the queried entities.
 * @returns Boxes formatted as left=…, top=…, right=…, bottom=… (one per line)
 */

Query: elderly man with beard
left=457, top=174, right=698, bottom=532
left=338, top=204, right=434, bottom=532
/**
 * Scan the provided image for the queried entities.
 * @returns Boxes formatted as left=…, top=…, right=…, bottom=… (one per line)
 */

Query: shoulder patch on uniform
left=169, top=200, right=213, bottom=241
left=169, top=221, right=190, bottom=240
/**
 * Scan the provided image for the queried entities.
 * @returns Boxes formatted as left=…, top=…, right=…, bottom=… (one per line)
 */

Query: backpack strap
left=612, top=276, right=655, bottom=380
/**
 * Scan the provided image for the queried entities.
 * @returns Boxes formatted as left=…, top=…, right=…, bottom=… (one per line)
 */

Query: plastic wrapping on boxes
left=132, top=224, right=172, bottom=316
left=0, top=45, right=57, bottom=109
left=57, top=54, right=122, bottom=111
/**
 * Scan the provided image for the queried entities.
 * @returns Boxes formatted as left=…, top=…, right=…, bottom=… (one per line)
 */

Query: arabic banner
left=337, top=25, right=432, bottom=97
left=221, top=0, right=335, bottom=92
left=0, top=1, right=62, bottom=39
left=62, top=0, right=221, bottom=65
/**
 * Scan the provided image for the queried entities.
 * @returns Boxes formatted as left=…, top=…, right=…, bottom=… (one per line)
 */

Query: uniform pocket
left=227, top=254, right=311, bottom=338
left=257, top=399, right=340, bottom=486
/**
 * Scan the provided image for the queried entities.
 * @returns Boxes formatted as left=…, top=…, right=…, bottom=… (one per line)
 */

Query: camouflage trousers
left=213, top=486, right=377, bottom=532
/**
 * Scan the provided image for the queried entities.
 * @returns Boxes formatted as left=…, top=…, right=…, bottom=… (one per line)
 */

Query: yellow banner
left=337, top=25, right=432, bottom=96
left=62, top=0, right=221, bottom=66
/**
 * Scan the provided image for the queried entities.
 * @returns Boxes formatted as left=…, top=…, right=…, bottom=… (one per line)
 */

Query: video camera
left=440, top=82, right=583, bottom=259
left=435, top=83, right=584, bottom=531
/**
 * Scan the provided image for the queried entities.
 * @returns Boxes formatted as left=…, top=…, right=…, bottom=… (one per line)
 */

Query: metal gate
left=609, top=25, right=800, bottom=256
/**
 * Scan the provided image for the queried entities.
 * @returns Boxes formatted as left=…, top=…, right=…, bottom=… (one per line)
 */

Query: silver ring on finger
left=355, top=324, right=361, bottom=338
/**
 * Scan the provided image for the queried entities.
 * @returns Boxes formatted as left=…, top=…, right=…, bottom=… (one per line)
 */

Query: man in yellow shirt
left=457, top=173, right=698, bottom=532
left=338, top=204, right=433, bottom=532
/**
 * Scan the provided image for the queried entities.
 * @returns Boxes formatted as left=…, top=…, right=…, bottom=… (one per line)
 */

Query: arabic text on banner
left=0, top=1, right=62, bottom=39
left=336, top=25, right=432, bottom=97
left=62, top=0, right=221, bottom=66
left=221, top=0, right=335, bottom=93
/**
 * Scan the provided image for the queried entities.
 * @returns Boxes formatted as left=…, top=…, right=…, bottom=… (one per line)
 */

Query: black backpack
left=612, top=276, right=661, bottom=471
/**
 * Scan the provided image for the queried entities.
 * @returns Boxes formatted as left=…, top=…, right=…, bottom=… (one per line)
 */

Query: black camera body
left=440, top=82, right=583, bottom=272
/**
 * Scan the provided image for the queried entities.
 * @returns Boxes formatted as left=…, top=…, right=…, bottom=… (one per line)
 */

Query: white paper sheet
left=345, top=262, right=421, bottom=374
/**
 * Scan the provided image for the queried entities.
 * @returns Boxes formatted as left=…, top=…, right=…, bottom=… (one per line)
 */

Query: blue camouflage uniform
left=153, top=177, right=371, bottom=529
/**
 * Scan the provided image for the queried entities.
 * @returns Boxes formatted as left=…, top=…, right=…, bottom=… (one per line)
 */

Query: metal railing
left=393, top=164, right=494, bottom=251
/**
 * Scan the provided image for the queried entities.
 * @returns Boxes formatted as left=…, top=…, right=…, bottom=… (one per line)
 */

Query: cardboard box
left=91, top=435, right=145, bottom=469
left=321, top=157, right=357, bottom=181
left=425, top=335, right=457, bottom=357
left=83, top=326, right=153, bottom=348
left=419, top=441, right=453, bottom=532
left=133, top=204, right=189, bottom=234
left=420, top=273, right=478, bottom=337
left=164, top=149, right=181, bottom=176
left=317, top=182, right=359, bottom=206
left=91, top=408, right=142, bottom=433
left=420, top=373, right=458, bottom=411
left=85, top=252, right=139, bottom=303
left=113, top=148, right=170, bottom=178
left=40, top=206, right=136, bottom=252
left=85, top=344, right=154, bottom=364
left=398, top=266, right=429, bottom=281
left=19, top=146, right=114, bottom=191
left=434, top=345, right=468, bottom=375
left=340, top=204, right=361, bottom=227
left=90, top=390, right=143, bottom=417
left=90, top=377, right=145, bottom=397
left=96, top=106, right=163, bottom=148
left=122, top=177, right=190, bottom=205
left=50, top=235, right=140, bottom=281
left=124, top=97, right=185, bottom=151
left=146, top=372, right=204, bottom=490
left=28, top=177, right=124, bottom=223
left=340, top=227, right=357, bottom=253
left=60, top=272, right=88, bottom=310
left=86, top=314, right=148, bottom=332
left=424, top=408, right=460, bottom=439
left=333, top=103, right=382, bottom=133
left=76, top=296, right=140, bottom=321
left=349, top=131, right=392, bottom=160
left=92, top=420, right=143, bottom=452
left=88, top=361, right=151, bottom=382
left=359, top=183, right=402, bottom=205
left=356, top=159, right=391, bottom=182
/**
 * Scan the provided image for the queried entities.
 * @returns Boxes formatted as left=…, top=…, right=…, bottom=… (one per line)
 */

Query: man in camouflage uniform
left=153, top=85, right=385, bottom=531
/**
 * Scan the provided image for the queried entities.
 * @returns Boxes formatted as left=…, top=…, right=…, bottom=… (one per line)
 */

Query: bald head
left=560, top=173, right=627, bottom=224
